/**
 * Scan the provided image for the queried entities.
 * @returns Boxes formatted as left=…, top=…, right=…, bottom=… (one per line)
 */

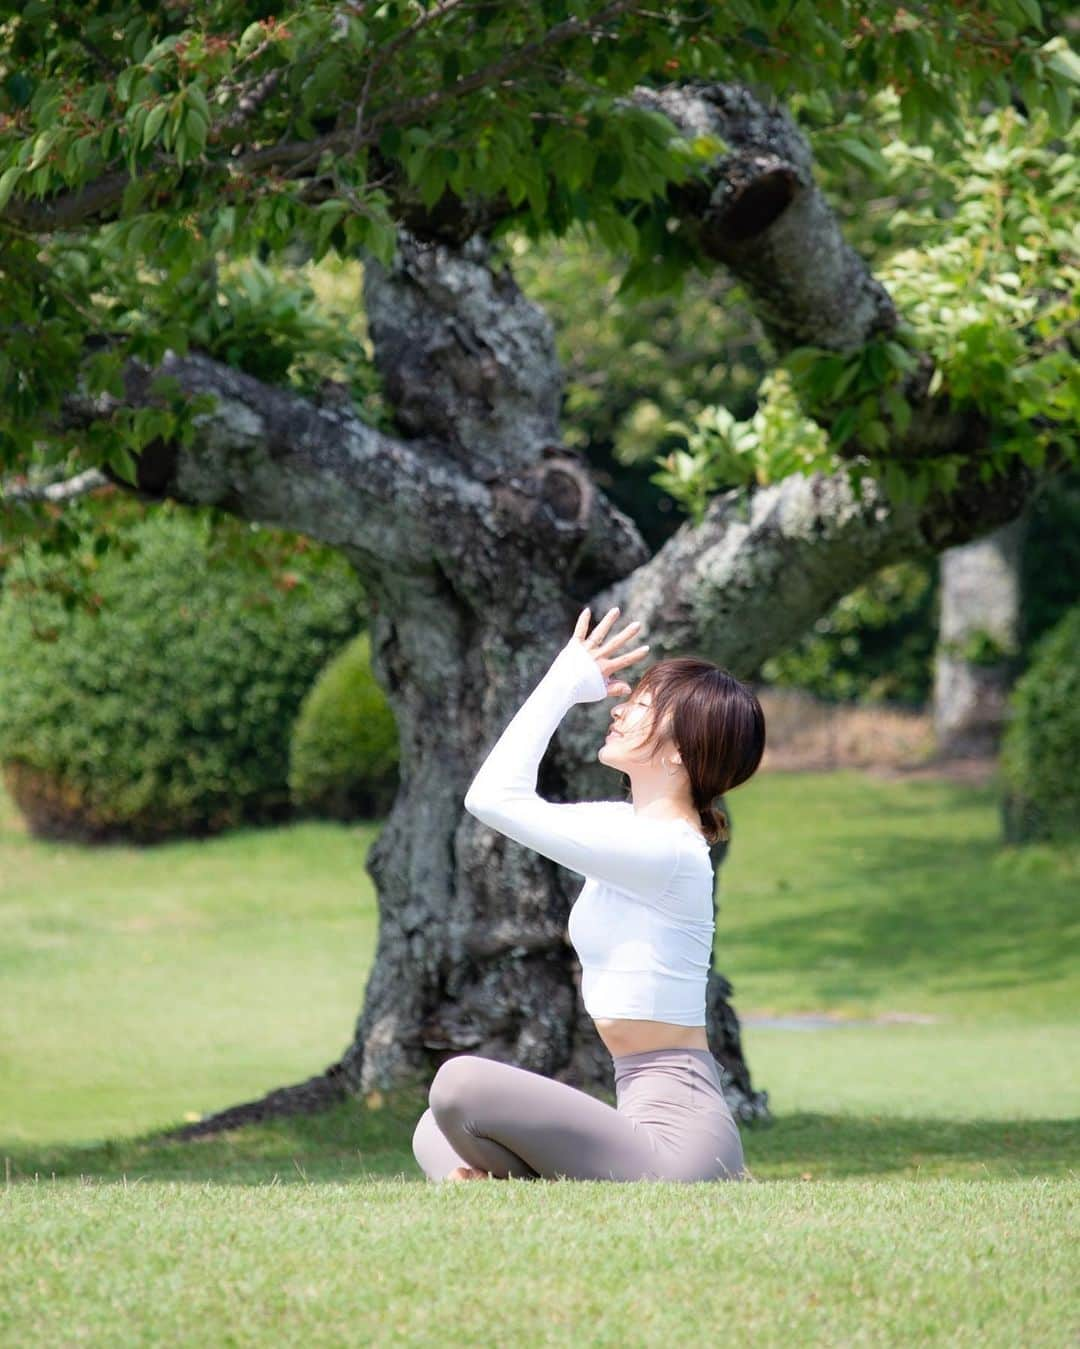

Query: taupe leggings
left=411, top=1047, right=748, bottom=1183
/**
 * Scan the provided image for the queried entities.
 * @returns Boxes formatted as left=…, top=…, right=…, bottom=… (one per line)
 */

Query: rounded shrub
left=999, top=601, right=1080, bottom=844
left=288, top=630, right=399, bottom=821
left=0, top=505, right=364, bottom=843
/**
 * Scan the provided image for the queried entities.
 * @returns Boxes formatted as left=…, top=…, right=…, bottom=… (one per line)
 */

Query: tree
left=932, top=513, right=1029, bottom=757
left=1, top=3, right=1077, bottom=1132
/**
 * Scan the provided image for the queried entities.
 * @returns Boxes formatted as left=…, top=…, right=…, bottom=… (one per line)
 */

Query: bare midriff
left=594, top=1017, right=710, bottom=1057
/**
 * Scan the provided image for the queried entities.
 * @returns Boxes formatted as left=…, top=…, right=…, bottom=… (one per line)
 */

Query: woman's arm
left=464, top=632, right=681, bottom=897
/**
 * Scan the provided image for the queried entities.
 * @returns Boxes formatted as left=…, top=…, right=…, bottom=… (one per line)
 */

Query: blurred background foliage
left=0, top=497, right=365, bottom=842
left=1000, top=600, right=1080, bottom=844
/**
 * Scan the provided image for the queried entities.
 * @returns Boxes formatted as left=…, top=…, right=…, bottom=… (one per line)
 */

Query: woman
left=412, top=604, right=766, bottom=1183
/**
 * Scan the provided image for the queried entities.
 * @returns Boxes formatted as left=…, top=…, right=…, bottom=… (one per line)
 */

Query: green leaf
left=415, top=157, right=447, bottom=208
left=186, top=83, right=211, bottom=124
left=1017, top=0, right=1043, bottom=28
left=866, top=344, right=890, bottom=382
left=27, top=128, right=58, bottom=171
left=0, top=165, right=24, bottom=210
left=830, top=406, right=858, bottom=447
left=830, top=360, right=861, bottom=401
left=379, top=125, right=402, bottom=158
left=142, top=102, right=168, bottom=147
left=884, top=388, right=913, bottom=436
left=835, top=136, right=888, bottom=179
left=593, top=150, right=622, bottom=191
left=345, top=18, right=367, bottom=56
left=882, top=460, right=909, bottom=502
left=184, top=107, right=209, bottom=155
left=85, top=83, right=109, bottom=120
left=862, top=419, right=891, bottom=451
left=1044, top=44, right=1080, bottom=86
left=107, top=443, right=139, bottom=486
left=237, top=21, right=266, bottom=59
left=1046, top=79, right=1073, bottom=135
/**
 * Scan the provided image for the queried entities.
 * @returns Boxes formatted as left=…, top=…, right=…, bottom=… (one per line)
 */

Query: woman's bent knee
left=412, top=1107, right=434, bottom=1151
left=428, top=1054, right=481, bottom=1117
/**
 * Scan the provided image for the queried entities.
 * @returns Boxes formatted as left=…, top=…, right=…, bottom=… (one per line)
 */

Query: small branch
left=363, top=0, right=476, bottom=86
left=73, top=32, right=119, bottom=78
left=219, top=67, right=283, bottom=133
left=1, top=467, right=110, bottom=504
left=367, top=0, right=638, bottom=137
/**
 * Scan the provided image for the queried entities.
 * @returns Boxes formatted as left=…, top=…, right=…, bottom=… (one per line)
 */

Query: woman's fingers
left=575, top=608, right=650, bottom=684
left=607, top=643, right=649, bottom=670
left=576, top=606, right=645, bottom=652
left=607, top=622, right=643, bottom=654
left=590, top=606, right=623, bottom=646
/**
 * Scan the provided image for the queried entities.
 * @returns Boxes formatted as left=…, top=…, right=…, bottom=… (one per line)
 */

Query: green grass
left=2, top=1179, right=1073, bottom=1347
left=719, top=770, right=1079, bottom=1026
left=0, top=790, right=380, bottom=1145
left=2, top=769, right=1078, bottom=1346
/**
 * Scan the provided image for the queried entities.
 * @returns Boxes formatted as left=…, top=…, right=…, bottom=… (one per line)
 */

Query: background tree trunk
left=932, top=512, right=1029, bottom=758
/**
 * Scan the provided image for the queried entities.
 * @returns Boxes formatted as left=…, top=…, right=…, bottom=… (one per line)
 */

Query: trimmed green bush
left=288, top=630, right=399, bottom=821
left=1000, top=602, right=1080, bottom=844
left=0, top=505, right=364, bottom=843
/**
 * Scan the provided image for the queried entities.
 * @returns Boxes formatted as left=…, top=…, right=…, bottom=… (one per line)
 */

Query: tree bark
left=36, top=81, right=1046, bottom=1140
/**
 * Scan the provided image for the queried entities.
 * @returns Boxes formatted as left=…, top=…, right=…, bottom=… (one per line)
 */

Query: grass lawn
left=1, top=768, right=1077, bottom=1346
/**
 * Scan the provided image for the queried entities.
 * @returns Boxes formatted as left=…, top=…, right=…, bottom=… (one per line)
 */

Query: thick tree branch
left=636, top=83, right=898, bottom=353
left=361, top=231, right=564, bottom=466
left=56, top=351, right=490, bottom=574
left=636, top=82, right=999, bottom=462
left=602, top=459, right=1039, bottom=680
left=548, top=453, right=1043, bottom=803
left=49, top=347, right=650, bottom=596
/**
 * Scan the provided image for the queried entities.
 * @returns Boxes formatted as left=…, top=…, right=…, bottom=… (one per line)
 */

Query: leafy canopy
left=1, top=1, right=1077, bottom=556
left=657, top=98, right=1078, bottom=521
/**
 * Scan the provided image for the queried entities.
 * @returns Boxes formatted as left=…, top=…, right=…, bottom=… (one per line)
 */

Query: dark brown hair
left=623, top=658, right=766, bottom=846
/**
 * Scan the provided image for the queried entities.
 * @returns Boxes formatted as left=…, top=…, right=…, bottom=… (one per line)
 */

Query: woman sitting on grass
left=412, top=605, right=765, bottom=1183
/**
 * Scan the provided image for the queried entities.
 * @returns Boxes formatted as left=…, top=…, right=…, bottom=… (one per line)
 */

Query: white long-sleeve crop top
left=463, top=636, right=715, bottom=1026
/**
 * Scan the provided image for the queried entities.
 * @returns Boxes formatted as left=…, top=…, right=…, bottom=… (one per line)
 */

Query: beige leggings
left=412, top=1047, right=748, bottom=1183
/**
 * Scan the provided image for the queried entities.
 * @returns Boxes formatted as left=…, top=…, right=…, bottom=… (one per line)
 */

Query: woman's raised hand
left=572, top=606, right=649, bottom=697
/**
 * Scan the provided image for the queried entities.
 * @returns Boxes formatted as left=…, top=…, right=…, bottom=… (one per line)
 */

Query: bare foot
left=446, top=1165, right=492, bottom=1181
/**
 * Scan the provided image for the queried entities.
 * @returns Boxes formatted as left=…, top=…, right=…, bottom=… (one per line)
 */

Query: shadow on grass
left=4, top=1092, right=1077, bottom=1185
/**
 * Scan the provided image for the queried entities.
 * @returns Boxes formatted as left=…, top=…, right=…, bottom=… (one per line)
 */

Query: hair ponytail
left=697, top=802, right=730, bottom=846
